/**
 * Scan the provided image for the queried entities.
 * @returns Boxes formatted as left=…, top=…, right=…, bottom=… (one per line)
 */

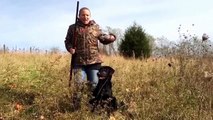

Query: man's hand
left=69, top=48, right=75, bottom=54
left=109, top=33, right=116, bottom=41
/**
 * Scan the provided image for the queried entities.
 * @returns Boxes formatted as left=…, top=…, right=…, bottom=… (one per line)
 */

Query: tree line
left=1, top=22, right=212, bottom=58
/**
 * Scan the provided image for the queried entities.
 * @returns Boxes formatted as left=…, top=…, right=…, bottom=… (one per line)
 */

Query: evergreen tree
left=119, top=22, right=151, bottom=58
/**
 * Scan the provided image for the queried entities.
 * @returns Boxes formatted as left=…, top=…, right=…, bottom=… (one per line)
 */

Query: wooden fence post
left=3, top=44, right=6, bottom=54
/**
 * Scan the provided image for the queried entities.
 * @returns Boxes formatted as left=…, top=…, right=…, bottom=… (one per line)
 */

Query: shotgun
left=69, top=1, right=79, bottom=87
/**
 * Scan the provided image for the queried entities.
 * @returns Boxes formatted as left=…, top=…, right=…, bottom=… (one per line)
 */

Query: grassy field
left=0, top=53, right=212, bottom=120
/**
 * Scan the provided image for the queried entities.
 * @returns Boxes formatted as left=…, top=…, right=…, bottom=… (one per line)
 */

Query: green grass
left=0, top=53, right=212, bottom=120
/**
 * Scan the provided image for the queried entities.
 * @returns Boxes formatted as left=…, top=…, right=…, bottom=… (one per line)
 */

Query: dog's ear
left=106, top=66, right=115, bottom=76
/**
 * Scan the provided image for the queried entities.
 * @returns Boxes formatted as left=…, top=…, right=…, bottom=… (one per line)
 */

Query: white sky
left=0, top=0, right=213, bottom=50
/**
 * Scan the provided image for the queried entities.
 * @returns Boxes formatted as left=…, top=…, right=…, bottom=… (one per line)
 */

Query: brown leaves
left=8, top=83, right=17, bottom=89
left=14, top=103, right=23, bottom=112
left=202, top=33, right=209, bottom=42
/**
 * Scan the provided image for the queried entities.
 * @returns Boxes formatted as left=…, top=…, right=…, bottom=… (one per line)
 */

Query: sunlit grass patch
left=0, top=53, right=212, bottom=119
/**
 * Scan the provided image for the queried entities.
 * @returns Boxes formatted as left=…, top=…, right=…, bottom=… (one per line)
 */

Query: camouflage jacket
left=65, top=20, right=113, bottom=65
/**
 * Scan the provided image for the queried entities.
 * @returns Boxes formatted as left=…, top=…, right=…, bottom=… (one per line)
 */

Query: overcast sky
left=0, top=0, right=213, bottom=51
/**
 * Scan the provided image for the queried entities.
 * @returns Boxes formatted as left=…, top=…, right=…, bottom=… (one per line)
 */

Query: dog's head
left=97, top=66, right=115, bottom=80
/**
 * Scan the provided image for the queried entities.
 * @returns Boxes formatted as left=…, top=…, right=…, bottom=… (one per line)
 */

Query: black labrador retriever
left=89, top=66, right=117, bottom=114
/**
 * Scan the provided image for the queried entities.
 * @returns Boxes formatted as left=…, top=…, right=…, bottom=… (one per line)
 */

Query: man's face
left=79, top=9, right=91, bottom=25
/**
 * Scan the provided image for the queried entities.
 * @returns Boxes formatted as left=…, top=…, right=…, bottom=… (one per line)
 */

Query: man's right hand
left=69, top=48, right=75, bottom=54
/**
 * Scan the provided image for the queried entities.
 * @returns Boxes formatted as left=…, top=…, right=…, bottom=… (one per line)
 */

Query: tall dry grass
left=0, top=53, right=212, bottom=120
